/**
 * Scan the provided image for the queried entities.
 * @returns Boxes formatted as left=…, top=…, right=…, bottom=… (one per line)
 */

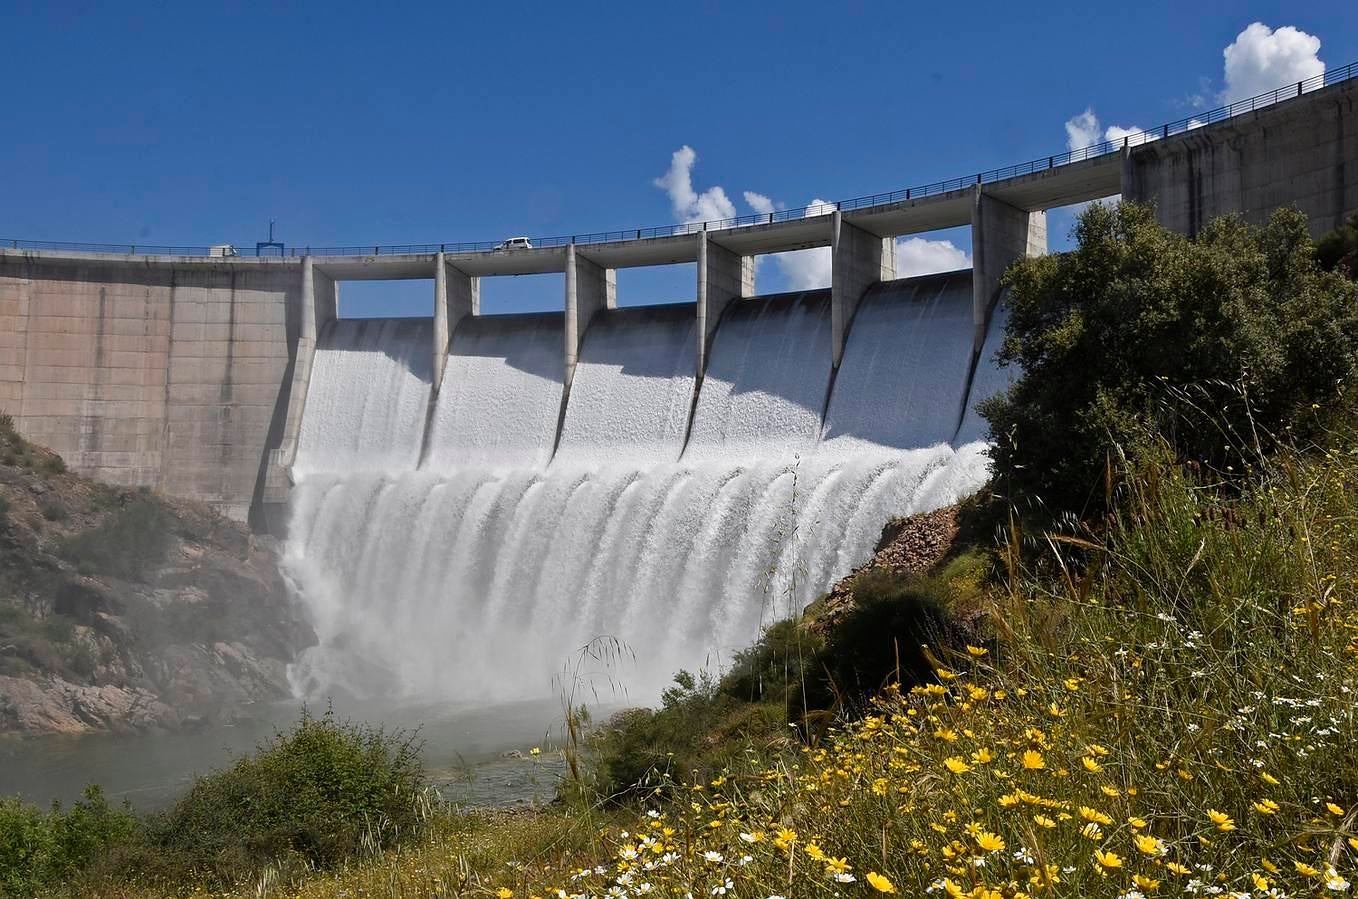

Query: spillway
left=554, top=304, right=696, bottom=467
left=955, top=299, right=1012, bottom=446
left=425, top=312, right=564, bottom=471
left=284, top=278, right=1005, bottom=705
left=293, top=317, right=433, bottom=475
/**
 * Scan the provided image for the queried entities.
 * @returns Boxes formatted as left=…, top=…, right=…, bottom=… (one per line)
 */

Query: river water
left=0, top=698, right=570, bottom=811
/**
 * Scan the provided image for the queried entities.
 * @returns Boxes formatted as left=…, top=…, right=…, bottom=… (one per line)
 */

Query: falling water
left=284, top=274, right=1000, bottom=705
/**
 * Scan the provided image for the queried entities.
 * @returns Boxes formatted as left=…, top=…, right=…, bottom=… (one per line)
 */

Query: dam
left=1, top=69, right=1356, bottom=700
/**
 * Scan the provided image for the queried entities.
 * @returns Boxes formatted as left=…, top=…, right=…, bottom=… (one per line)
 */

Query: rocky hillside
left=0, top=414, right=312, bottom=735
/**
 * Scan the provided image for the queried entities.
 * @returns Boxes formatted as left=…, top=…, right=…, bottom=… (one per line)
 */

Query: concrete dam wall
left=2, top=74, right=1355, bottom=526
left=0, top=256, right=303, bottom=521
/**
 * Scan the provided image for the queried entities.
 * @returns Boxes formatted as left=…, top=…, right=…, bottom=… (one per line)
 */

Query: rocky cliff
left=0, top=415, right=312, bottom=735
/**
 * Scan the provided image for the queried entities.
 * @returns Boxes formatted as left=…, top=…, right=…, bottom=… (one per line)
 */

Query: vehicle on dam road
left=494, top=236, right=533, bottom=251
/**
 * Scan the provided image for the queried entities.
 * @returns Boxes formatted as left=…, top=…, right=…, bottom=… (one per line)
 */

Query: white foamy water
left=424, top=313, right=564, bottom=471
left=955, top=299, right=1012, bottom=446
left=294, top=318, right=432, bottom=475
left=822, top=270, right=974, bottom=452
left=554, top=305, right=696, bottom=467
left=684, top=291, right=832, bottom=462
left=285, top=275, right=1001, bottom=705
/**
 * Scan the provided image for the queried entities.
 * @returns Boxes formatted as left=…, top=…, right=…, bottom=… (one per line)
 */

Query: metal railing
left=4, top=61, right=1354, bottom=260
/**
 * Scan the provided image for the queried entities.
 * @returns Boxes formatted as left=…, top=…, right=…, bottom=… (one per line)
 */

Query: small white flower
left=703, top=851, right=724, bottom=864
left=739, top=855, right=754, bottom=866
left=834, top=873, right=857, bottom=884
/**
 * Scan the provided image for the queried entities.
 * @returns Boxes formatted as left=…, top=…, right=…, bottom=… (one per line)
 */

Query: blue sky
left=2, top=1, right=1353, bottom=317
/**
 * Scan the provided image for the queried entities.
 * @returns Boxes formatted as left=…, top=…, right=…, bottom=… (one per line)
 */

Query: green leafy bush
left=982, top=202, right=1358, bottom=520
left=584, top=671, right=788, bottom=802
left=1315, top=211, right=1358, bottom=276
left=143, top=708, right=424, bottom=885
left=58, top=499, right=170, bottom=581
left=0, top=786, right=139, bottom=897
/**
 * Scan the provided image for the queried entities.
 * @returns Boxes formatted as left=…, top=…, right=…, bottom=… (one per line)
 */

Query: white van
left=495, top=237, right=533, bottom=251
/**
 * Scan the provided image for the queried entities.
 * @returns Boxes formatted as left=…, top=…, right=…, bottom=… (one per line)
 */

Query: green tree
left=981, top=201, right=1358, bottom=519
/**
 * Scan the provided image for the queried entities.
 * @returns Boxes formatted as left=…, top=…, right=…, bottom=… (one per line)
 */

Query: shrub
left=0, top=786, right=139, bottom=897
left=982, top=202, right=1358, bottom=520
left=37, top=453, right=66, bottom=476
left=39, top=497, right=68, bottom=522
left=58, top=499, right=170, bottom=581
left=1315, top=211, right=1358, bottom=277
left=803, top=568, right=965, bottom=713
left=144, top=708, right=424, bottom=885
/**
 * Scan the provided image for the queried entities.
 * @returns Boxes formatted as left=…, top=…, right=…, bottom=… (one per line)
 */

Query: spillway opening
left=333, top=279, right=436, bottom=319
left=477, top=272, right=566, bottom=315
left=611, top=263, right=696, bottom=308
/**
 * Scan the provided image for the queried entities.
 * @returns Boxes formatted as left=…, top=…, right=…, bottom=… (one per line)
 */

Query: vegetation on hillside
left=981, top=203, right=1358, bottom=521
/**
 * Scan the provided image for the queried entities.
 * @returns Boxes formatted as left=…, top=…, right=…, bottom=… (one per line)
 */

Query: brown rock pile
left=812, top=504, right=960, bottom=633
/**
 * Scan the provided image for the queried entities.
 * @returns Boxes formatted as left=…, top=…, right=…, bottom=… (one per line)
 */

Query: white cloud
left=770, top=198, right=836, bottom=290
left=1065, top=109, right=1101, bottom=152
left=653, top=146, right=737, bottom=225
left=743, top=191, right=776, bottom=216
left=1065, top=108, right=1147, bottom=151
left=773, top=247, right=832, bottom=290
left=895, top=237, right=971, bottom=277
left=1221, top=22, right=1324, bottom=104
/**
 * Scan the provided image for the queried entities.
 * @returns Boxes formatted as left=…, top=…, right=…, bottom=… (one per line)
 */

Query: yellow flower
left=966, top=645, right=988, bottom=657
left=1134, top=874, right=1161, bottom=890
left=1295, top=862, right=1320, bottom=878
left=1022, top=750, right=1046, bottom=770
left=944, top=756, right=973, bottom=774
left=867, top=872, right=897, bottom=893
left=1207, top=809, right=1237, bottom=831
left=1325, top=802, right=1344, bottom=816
left=1166, top=862, right=1192, bottom=876
left=1252, top=799, right=1279, bottom=815
left=529, top=747, right=541, bottom=756
left=1079, top=806, right=1112, bottom=825
left=1128, top=816, right=1148, bottom=830
left=934, top=728, right=959, bottom=742
left=1048, top=703, right=1066, bottom=718
left=974, top=831, right=1005, bottom=853
left=1251, top=873, right=1270, bottom=892
left=1348, top=837, right=1358, bottom=852
left=1259, top=771, right=1280, bottom=786
left=805, top=842, right=827, bottom=861
left=1082, top=756, right=1103, bottom=773
left=972, top=747, right=995, bottom=764
left=942, top=878, right=966, bottom=898
left=1260, top=859, right=1279, bottom=875
left=1134, top=834, right=1167, bottom=857
left=1101, top=785, right=1122, bottom=798
left=1094, top=849, right=1124, bottom=871
left=1064, top=677, right=1082, bottom=691
left=825, top=856, right=851, bottom=875
left=936, top=668, right=957, bottom=681
left=497, top=889, right=514, bottom=899
left=1081, top=822, right=1104, bottom=841
left=773, top=827, right=797, bottom=849
left=1033, top=814, right=1056, bottom=828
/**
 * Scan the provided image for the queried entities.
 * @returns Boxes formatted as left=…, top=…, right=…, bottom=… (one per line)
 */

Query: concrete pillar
left=830, top=211, right=894, bottom=368
left=432, top=254, right=479, bottom=393
left=971, top=187, right=1046, bottom=349
left=433, top=254, right=449, bottom=392
left=696, top=232, right=754, bottom=376
left=262, top=257, right=335, bottom=511
left=565, top=244, right=609, bottom=390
